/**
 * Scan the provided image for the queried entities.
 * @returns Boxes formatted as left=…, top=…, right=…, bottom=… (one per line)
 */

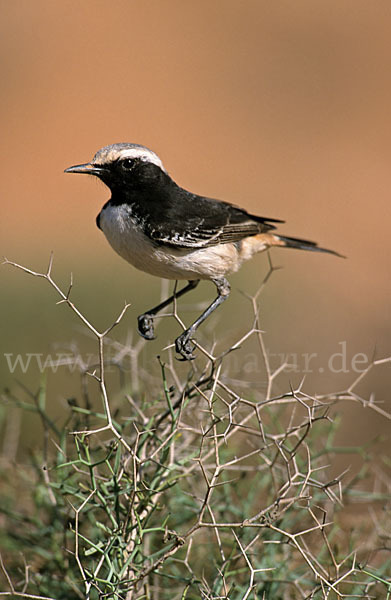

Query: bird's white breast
left=98, top=204, right=266, bottom=281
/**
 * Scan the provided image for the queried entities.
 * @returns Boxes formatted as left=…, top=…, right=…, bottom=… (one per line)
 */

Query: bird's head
left=64, top=143, right=167, bottom=192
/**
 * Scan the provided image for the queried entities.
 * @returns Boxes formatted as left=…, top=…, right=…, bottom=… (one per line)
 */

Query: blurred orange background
left=1, top=1, right=390, bottom=447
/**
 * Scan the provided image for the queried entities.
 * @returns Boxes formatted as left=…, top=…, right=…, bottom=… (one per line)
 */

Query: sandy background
left=1, top=1, right=390, bottom=449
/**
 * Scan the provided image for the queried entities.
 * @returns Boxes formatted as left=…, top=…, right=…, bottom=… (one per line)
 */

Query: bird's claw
left=175, top=330, right=196, bottom=361
left=137, top=314, right=156, bottom=340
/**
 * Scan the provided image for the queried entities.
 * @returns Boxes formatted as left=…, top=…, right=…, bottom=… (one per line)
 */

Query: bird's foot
left=137, top=314, right=156, bottom=340
left=175, top=329, right=196, bottom=361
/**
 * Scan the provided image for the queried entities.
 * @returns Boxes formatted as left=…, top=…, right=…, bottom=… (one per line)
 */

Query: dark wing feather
left=146, top=188, right=283, bottom=249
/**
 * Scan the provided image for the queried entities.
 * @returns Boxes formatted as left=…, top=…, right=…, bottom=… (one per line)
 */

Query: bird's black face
left=104, top=157, right=166, bottom=191
left=65, top=144, right=168, bottom=194
left=65, top=157, right=165, bottom=193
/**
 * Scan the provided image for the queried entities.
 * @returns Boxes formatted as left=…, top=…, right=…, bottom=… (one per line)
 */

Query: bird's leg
left=175, top=277, right=231, bottom=361
left=138, top=279, right=200, bottom=340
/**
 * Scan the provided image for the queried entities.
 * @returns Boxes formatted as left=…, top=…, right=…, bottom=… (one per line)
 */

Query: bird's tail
left=271, top=234, right=345, bottom=258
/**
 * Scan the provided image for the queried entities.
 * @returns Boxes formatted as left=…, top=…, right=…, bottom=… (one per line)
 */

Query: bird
left=65, top=143, right=342, bottom=360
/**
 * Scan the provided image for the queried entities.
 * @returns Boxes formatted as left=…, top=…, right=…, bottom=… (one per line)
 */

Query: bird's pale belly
left=99, top=204, right=266, bottom=281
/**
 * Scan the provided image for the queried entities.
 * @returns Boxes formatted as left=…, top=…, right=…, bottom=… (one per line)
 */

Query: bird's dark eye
left=121, top=158, right=134, bottom=170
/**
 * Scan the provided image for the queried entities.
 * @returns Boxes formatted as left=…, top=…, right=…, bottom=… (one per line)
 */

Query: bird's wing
left=149, top=221, right=266, bottom=248
left=146, top=192, right=283, bottom=249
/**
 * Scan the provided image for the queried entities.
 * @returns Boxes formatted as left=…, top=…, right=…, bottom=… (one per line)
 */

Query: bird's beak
left=64, top=162, right=103, bottom=175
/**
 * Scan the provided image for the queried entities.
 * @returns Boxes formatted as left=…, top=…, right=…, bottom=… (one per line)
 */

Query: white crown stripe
left=92, top=144, right=166, bottom=172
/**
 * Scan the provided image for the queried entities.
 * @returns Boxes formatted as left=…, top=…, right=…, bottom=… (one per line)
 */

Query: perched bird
left=65, top=143, right=342, bottom=360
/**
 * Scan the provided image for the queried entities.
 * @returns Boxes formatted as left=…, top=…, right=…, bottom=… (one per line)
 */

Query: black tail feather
left=276, top=235, right=345, bottom=258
